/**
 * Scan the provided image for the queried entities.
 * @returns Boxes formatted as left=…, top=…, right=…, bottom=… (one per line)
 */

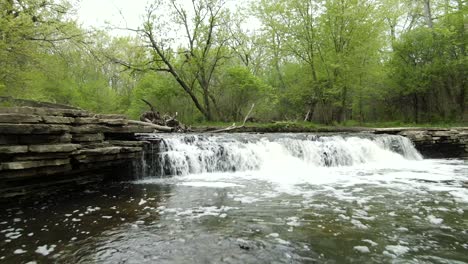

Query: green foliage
left=0, top=0, right=465, bottom=125
left=217, top=66, right=275, bottom=121
left=127, top=72, right=201, bottom=122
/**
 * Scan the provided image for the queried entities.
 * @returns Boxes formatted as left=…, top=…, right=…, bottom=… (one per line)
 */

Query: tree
left=0, top=0, right=84, bottom=96
left=115, top=0, right=233, bottom=121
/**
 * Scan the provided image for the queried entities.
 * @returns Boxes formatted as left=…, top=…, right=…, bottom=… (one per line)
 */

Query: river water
left=1, top=133, right=467, bottom=263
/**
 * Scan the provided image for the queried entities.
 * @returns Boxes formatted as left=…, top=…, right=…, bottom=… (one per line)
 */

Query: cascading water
left=136, top=133, right=422, bottom=177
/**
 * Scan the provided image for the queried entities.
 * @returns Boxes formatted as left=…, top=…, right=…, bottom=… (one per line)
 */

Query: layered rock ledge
left=374, top=127, right=468, bottom=158
left=0, top=107, right=155, bottom=199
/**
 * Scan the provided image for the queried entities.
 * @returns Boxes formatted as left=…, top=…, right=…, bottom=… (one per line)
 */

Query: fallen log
left=128, top=120, right=173, bottom=132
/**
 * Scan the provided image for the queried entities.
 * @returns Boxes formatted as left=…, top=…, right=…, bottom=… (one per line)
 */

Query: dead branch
left=141, top=99, right=156, bottom=113
left=211, top=104, right=255, bottom=133
left=128, top=120, right=173, bottom=132
left=242, top=103, right=255, bottom=126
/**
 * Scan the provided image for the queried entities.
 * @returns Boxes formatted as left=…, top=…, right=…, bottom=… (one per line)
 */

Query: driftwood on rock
left=128, top=120, right=173, bottom=132
left=211, top=104, right=255, bottom=133
left=138, top=99, right=190, bottom=132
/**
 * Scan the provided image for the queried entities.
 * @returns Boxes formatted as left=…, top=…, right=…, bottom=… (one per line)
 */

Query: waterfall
left=136, top=133, right=422, bottom=178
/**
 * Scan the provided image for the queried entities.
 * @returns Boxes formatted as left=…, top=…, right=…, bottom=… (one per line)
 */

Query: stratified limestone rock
left=0, top=159, right=70, bottom=171
left=93, top=114, right=127, bottom=119
left=42, top=116, right=74, bottom=124
left=105, top=125, right=154, bottom=134
left=0, top=114, right=42, bottom=123
left=74, top=147, right=122, bottom=156
left=70, top=125, right=110, bottom=134
left=107, top=140, right=147, bottom=147
left=0, top=134, right=72, bottom=145
left=99, top=119, right=128, bottom=126
left=0, top=106, right=160, bottom=199
left=0, top=124, right=70, bottom=134
left=71, top=133, right=104, bottom=143
left=0, top=164, right=72, bottom=180
left=0, top=106, right=89, bottom=117
left=13, top=153, right=70, bottom=161
left=75, top=152, right=139, bottom=164
left=18, top=134, right=72, bottom=145
left=396, top=128, right=468, bottom=158
left=29, top=144, right=79, bottom=153
left=0, top=145, right=28, bottom=154
left=74, top=117, right=100, bottom=124
left=120, top=146, right=143, bottom=153
left=78, top=142, right=111, bottom=149
left=400, top=131, right=432, bottom=142
left=75, top=159, right=136, bottom=170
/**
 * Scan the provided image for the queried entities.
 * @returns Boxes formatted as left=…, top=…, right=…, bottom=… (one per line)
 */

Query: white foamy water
left=135, top=133, right=467, bottom=200
left=137, top=133, right=422, bottom=176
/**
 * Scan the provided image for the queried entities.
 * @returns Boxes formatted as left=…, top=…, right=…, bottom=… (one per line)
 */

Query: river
left=1, top=133, right=467, bottom=263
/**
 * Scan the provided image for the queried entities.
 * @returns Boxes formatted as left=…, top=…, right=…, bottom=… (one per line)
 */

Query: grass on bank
left=192, top=120, right=467, bottom=129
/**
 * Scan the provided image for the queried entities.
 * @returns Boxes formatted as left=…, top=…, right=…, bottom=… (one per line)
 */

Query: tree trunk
left=202, top=88, right=213, bottom=121
left=341, top=85, right=348, bottom=123
left=413, top=94, right=419, bottom=123
left=423, top=0, right=434, bottom=29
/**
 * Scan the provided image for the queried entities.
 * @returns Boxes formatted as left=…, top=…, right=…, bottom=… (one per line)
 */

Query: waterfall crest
left=137, top=133, right=422, bottom=177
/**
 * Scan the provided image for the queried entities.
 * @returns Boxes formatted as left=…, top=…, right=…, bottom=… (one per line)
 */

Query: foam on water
left=137, top=133, right=422, bottom=177
left=134, top=133, right=467, bottom=200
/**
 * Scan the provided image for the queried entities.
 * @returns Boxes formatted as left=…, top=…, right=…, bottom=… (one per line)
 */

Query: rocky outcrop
left=0, top=107, right=155, bottom=199
left=374, top=127, right=468, bottom=158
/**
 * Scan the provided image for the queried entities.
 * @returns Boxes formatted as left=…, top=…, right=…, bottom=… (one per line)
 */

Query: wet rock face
left=399, top=129, right=468, bottom=158
left=0, top=107, right=153, bottom=199
left=375, top=128, right=468, bottom=158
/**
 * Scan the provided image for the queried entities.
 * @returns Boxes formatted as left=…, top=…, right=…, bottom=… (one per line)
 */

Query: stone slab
left=0, top=114, right=42, bottom=123
left=78, top=142, right=111, bottom=149
left=74, top=117, right=100, bottom=124
left=42, top=116, right=74, bottom=124
left=0, top=159, right=70, bottom=171
left=74, top=152, right=139, bottom=163
left=75, top=159, right=133, bottom=170
left=71, top=133, right=104, bottom=143
left=120, top=146, right=143, bottom=153
left=0, top=124, right=70, bottom=134
left=107, top=140, right=146, bottom=147
left=0, top=135, right=19, bottom=145
left=18, top=134, right=72, bottom=145
left=13, top=153, right=70, bottom=161
left=93, top=114, right=128, bottom=120
left=70, top=125, right=111, bottom=134
left=0, top=145, right=28, bottom=154
left=99, top=119, right=128, bottom=126
left=0, top=107, right=90, bottom=117
left=29, top=144, right=79, bottom=153
left=73, top=147, right=122, bottom=156
left=105, top=125, right=154, bottom=134
left=0, top=164, right=72, bottom=180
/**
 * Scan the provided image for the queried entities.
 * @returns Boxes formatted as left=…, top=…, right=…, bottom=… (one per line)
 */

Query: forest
left=0, top=0, right=466, bottom=125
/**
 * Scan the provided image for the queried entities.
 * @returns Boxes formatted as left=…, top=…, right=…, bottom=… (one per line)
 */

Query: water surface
left=1, top=133, right=467, bottom=263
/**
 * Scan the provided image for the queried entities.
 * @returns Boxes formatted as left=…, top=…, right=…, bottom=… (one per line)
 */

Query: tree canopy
left=1, top=0, right=466, bottom=124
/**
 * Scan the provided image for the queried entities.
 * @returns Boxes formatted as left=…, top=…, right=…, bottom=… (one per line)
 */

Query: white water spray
left=137, top=133, right=422, bottom=177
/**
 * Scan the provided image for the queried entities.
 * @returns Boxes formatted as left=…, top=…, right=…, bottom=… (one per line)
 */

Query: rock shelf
left=0, top=107, right=154, bottom=199
left=374, top=127, right=468, bottom=158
